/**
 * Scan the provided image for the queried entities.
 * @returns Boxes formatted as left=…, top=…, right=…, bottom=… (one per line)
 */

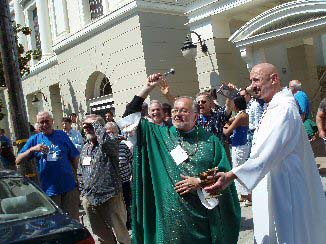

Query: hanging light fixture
left=31, top=91, right=48, bottom=105
left=181, top=31, right=208, bottom=59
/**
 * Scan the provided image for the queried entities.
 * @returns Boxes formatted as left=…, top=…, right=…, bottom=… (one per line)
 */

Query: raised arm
left=123, top=73, right=164, bottom=118
left=159, top=77, right=175, bottom=105
left=137, top=73, right=164, bottom=99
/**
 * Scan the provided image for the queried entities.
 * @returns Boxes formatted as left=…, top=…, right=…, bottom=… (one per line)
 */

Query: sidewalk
left=316, top=157, right=326, bottom=175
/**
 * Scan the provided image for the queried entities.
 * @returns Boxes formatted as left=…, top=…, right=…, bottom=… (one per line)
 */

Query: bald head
left=250, top=63, right=281, bottom=103
left=251, top=63, right=278, bottom=78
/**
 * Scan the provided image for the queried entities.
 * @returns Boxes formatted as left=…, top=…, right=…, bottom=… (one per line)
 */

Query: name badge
left=47, top=152, right=58, bottom=162
left=82, top=157, right=92, bottom=166
left=170, top=145, right=188, bottom=165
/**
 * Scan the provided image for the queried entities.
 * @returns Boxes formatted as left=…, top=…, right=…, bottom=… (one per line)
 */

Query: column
left=321, top=34, right=326, bottom=65
left=102, top=0, right=110, bottom=15
left=191, top=18, right=249, bottom=95
left=13, top=0, right=28, bottom=49
left=52, top=0, right=70, bottom=36
left=287, top=38, right=319, bottom=112
left=35, top=0, right=53, bottom=58
left=78, top=0, right=91, bottom=26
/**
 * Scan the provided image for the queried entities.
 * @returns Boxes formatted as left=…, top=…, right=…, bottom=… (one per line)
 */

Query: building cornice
left=229, top=0, right=326, bottom=47
left=23, top=55, right=58, bottom=79
left=183, top=0, right=254, bottom=25
left=53, top=0, right=185, bottom=55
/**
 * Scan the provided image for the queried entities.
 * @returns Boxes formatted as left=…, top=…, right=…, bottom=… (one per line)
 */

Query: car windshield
left=0, top=177, right=56, bottom=223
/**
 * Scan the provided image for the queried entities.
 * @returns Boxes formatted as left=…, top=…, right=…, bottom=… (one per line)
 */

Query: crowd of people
left=0, top=62, right=325, bottom=243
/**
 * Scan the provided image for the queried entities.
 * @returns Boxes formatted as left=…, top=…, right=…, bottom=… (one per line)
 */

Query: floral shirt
left=79, top=121, right=122, bottom=206
left=247, top=98, right=266, bottom=134
left=197, top=106, right=230, bottom=143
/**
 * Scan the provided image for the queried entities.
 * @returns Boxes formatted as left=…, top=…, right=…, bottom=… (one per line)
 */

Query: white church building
left=1, top=0, right=326, bottom=133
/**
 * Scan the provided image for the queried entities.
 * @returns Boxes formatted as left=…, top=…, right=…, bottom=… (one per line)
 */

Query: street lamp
left=31, top=91, right=48, bottom=105
left=181, top=31, right=208, bottom=59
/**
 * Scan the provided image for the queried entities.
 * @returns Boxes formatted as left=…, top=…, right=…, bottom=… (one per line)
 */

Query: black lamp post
left=181, top=31, right=208, bottom=59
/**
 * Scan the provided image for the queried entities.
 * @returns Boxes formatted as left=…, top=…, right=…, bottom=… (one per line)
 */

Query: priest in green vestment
left=119, top=73, right=240, bottom=244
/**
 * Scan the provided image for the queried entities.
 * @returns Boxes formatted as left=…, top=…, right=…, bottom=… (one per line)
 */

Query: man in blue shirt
left=61, top=117, right=84, bottom=152
left=289, top=79, right=311, bottom=121
left=16, top=111, right=80, bottom=220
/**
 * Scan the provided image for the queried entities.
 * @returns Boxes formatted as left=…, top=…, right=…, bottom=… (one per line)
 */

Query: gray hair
left=290, top=80, right=302, bottom=90
left=105, top=122, right=119, bottom=136
left=195, top=91, right=212, bottom=102
left=85, top=114, right=106, bottom=126
left=174, top=96, right=199, bottom=113
left=149, top=100, right=163, bottom=112
left=36, top=111, right=53, bottom=119
left=149, top=100, right=162, bottom=107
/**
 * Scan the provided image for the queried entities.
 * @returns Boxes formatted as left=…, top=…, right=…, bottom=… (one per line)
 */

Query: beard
left=172, top=120, right=194, bottom=131
left=86, top=133, right=97, bottom=141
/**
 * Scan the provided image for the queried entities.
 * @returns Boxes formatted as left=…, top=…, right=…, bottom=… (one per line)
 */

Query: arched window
left=100, top=77, right=112, bottom=96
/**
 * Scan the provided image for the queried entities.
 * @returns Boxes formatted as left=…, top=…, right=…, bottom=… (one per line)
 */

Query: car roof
left=0, top=170, right=23, bottom=178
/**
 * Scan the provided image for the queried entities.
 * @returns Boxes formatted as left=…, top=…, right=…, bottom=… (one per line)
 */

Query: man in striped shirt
left=105, top=122, right=133, bottom=230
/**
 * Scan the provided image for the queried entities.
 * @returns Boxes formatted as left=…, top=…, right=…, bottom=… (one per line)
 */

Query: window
left=32, top=8, right=41, bottom=51
left=89, top=0, right=103, bottom=21
left=100, top=77, right=112, bottom=96
left=0, top=177, right=56, bottom=223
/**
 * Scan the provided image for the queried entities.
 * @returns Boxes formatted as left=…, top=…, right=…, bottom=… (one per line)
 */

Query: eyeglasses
left=197, top=100, right=207, bottom=105
left=171, top=108, right=191, bottom=115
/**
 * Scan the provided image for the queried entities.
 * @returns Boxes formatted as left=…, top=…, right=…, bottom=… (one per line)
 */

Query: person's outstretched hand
left=204, top=172, right=235, bottom=194
left=159, top=77, right=170, bottom=96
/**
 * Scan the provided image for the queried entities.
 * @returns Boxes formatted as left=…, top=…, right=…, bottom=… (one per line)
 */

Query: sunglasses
left=197, top=100, right=207, bottom=105
left=83, top=124, right=93, bottom=130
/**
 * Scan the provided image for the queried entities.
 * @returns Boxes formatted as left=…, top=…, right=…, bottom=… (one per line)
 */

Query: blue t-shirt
left=19, top=130, right=80, bottom=196
left=0, top=135, right=12, bottom=146
left=294, top=91, right=311, bottom=119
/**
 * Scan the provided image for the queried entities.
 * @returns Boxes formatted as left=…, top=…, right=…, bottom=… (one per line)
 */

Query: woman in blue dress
left=223, top=95, right=251, bottom=206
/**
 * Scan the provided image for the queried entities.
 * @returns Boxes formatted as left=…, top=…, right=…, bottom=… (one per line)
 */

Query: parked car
left=0, top=170, right=94, bottom=244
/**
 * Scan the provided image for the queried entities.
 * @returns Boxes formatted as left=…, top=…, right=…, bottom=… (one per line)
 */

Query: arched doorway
left=85, top=71, right=115, bottom=118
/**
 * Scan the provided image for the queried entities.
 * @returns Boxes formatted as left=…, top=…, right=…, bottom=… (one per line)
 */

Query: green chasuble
left=132, top=119, right=240, bottom=244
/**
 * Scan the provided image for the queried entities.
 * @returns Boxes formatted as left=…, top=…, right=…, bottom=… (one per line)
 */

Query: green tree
left=0, top=24, right=41, bottom=120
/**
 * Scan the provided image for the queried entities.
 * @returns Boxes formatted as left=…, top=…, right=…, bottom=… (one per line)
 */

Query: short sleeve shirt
left=19, top=130, right=80, bottom=196
left=294, top=91, right=311, bottom=118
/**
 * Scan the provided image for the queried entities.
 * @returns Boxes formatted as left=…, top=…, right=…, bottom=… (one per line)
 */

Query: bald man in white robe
left=205, top=63, right=326, bottom=244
